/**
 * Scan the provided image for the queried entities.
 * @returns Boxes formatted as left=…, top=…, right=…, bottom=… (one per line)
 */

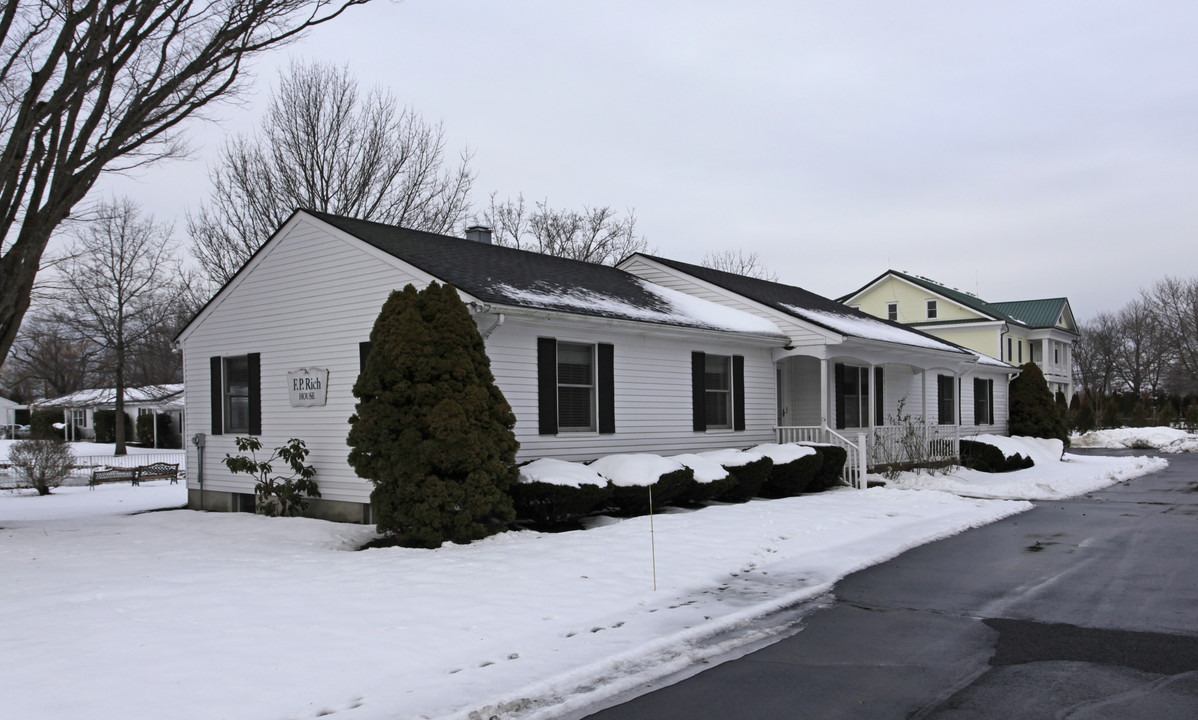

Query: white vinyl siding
left=181, top=218, right=432, bottom=503
left=182, top=218, right=781, bottom=503
left=489, top=317, right=778, bottom=462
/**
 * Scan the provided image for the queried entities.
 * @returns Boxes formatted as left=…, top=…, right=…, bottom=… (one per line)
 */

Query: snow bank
left=1072, top=426, right=1198, bottom=453
left=885, top=435, right=1167, bottom=500
left=0, top=439, right=1167, bottom=720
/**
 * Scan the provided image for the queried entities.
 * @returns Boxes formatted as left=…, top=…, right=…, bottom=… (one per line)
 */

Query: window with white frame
left=704, top=354, right=733, bottom=430
left=556, top=342, right=596, bottom=432
left=69, top=408, right=86, bottom=428
left=927, top=300, right=938, bottom=319
left=974, top=378, right=994, bottom=425
left=887, top=302, right=898, bottom=321
left=937, top=375, right=956, bottom=425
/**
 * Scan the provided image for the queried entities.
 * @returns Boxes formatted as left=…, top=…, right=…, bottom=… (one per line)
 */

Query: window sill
left=555, top=430, right=599, bottom=438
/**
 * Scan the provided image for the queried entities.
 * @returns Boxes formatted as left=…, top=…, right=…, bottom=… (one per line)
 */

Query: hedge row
left=512, top=445, right=848, bottom=529
left=959, top=439, right=1034, bottom=473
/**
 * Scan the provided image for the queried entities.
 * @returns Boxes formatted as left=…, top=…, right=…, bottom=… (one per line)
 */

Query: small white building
left=176, top=211, right=1017, bottom=523
left=33, top=385, right=184, bottom=445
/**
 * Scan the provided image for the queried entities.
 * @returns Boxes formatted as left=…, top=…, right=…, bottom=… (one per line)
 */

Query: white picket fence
left=1, top=449, right=185, bottom=488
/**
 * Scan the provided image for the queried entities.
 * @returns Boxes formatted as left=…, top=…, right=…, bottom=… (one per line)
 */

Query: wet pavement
left=583, top=451, right=1198, bottom=719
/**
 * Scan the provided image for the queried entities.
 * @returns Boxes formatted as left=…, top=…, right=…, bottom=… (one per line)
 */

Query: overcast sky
left=97, top=0, right=1198, bottom=321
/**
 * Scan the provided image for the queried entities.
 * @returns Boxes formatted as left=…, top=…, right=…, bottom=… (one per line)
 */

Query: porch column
left=921, top=369, right=928, bottom=424
left=820, top=358, right=828, bottom=428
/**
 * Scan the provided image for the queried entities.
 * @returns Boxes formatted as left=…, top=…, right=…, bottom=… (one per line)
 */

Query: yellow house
left=840, top=270, right=1078, bottom=399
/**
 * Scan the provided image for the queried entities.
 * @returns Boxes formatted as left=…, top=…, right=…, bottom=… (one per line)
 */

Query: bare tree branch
left=188, top=60, right=475, bottom=287
left=701, top=249, right=779, bottom=282
left=481, top=193, right=651, bottom=266
left=0, top=0, right=374, bottom=368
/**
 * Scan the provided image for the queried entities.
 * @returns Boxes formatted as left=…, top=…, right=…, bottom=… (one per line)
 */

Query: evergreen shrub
left=807, top=445, right=848, bottom=492
left=93, top=410, right=133, bottom=443
left=759, top=452, right=822, bottom=498
left=510, top=481, right=611, bottom=528
left=347, top=283, right=519, bottom=548
left=30, top=409, right=64, bottom=440
left=717, top=457, right=774, bottom=502
left=959, top=439, right=1034, bottom=473
left=1008, top=362, right=1069, bottom=446
left=606, top=467, right=695, bottom=516
left=675, top=472, right=738, bottom=505
left=135, top=413, right=180, bottom=447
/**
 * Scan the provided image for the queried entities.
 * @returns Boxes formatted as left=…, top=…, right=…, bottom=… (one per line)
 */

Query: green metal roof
left=988, top=299, right=1073, bottom=330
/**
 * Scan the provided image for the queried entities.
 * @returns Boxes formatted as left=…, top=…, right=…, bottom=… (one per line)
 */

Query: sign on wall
left=287, top=368, right=329, bottom=407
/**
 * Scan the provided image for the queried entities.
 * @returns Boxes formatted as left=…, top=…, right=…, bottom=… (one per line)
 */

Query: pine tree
left=1009, top=362, right=1069, bottom=445
left=347, top=283, right=519, bottom=547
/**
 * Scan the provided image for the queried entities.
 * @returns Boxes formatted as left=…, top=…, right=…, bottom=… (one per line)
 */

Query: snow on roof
left=781, top=305, right=967, bottom=354
left=38, top=384, right=184, bottom=409
left=493, top=279, right=785, bottom=337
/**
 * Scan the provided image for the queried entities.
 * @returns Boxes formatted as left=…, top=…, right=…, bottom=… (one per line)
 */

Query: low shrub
left=959, top=439, right=1034, bottom=473
left=606, top=467, right=695, bottom=516
left=759, top=452, right=822, bottom=498
left=8, top=439, right=75, bottom=495
left=510, top=481, right=611, bottom=528
left=675, top=473, right=738, bottom=505
left=717, top=457, right=774, bottom=503
left=808, top=445, right=848, bottom=491
left=223, top=436, right=320, bottom=517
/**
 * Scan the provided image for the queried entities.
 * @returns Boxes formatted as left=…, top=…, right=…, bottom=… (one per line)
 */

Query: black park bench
left=89, top=462, right=180, bottom=489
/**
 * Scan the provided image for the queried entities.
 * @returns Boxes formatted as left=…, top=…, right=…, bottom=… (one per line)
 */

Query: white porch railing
left=775, top=425, right=867, bottom=489
left=869, top=424, right=960, bottom=469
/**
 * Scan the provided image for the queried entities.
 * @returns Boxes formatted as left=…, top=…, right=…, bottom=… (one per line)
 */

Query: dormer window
left=926, top=300, right=938, bottom=319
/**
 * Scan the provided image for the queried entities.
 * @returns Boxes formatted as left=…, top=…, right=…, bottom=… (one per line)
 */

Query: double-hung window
left=974, top=378, right=994, bottom=425
left=556, top=342, right=596, bottom=432
left=537, top=339, right=614, bottom=435
left=887, top=302, right=898, bottom=321
left=703, top=355, right=733, bottom=430
left=927, top=300, right=938, bottom=319
left=937, top=375, right=956, bottom=425
left=838, top=365, right=869, bottom=428
left=210, top=353, right=260, bottom=435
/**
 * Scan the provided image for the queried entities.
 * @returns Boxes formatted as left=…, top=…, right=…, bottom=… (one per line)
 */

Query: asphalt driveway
left=584, top=450, right=1198, bottom=720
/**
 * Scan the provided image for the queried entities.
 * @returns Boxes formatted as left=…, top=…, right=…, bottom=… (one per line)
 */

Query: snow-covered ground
left=1072, top=425, right=1198, bottom=453
left=0, top=438, right=1165, bottom=720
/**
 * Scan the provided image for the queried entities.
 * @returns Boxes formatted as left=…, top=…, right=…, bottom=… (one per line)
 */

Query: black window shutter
left=988, top=379, right=995, bottom=425
left=359, top=341, right=372, bottom=374
left=874, top=366, right=885, bottom=426
left=247, top=353, right=262, bottom=435
left=210, top=356, right=223, bottom=435
left=834, top=363, right=846, bottom=430
left=733, top=355, right=746, bottom=431
left=537, top=338, right=558, bottom=435
left=598, top=343, right=615, bottom=434
left=691, top=351, right=706, bottom=432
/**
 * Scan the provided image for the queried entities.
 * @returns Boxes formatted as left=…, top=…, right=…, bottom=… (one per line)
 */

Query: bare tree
left=0, top=0, right=374, bottom=370
left=47, top=198, right=188, bottom=455
left=1111, top=299, right=1171, bottom=397
left=1, top=314, right=101, bottom=399
left=1144, top=276, right=1198, bottom=388
left=1074, top=313, right=1120, bottom=398
left=701, top=249, right=779, bottom=281
left=189, top=61, right=474, bottom=286
left=482, top=193, right=650, bottom=266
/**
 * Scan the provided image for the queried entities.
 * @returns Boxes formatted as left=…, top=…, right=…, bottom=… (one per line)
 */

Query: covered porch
left=773, top=343, right=1002, bottom=486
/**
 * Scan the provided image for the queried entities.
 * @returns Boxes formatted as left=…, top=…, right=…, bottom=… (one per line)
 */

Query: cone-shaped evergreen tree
left=347, top=282, right=518, bottom=547
left=1008, top=362, right=1069, bottom=445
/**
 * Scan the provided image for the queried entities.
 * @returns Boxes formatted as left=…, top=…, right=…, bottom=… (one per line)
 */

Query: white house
left=33, top=384, right=184, bottom=445
left=177, top=211, right=1017, bottom=522
left=176, top=211, right=790, bottom=522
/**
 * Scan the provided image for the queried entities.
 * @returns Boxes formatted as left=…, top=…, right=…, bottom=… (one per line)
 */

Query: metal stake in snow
left=649, top=483, right=657, bottom=591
